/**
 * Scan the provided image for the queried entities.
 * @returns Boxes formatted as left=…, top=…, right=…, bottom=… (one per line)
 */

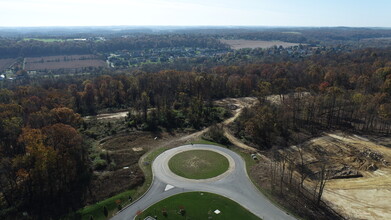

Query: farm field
left=221, top=39, right=300, bottom=50
left=23, top=38, right=67, bottom=42
left=0, top=58, right=16, bottom=71
left=25, top=54, right=106, bottom=71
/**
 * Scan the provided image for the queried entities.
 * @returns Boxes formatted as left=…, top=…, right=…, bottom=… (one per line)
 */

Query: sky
left=0, top=0, right=390, bottom=27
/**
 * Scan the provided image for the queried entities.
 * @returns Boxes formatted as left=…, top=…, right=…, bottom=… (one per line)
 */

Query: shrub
left=93, top=158, right=107, bottom=170
left=162, top=208, right=168, bottom=217
left=103, top=206, right=108, bottom=217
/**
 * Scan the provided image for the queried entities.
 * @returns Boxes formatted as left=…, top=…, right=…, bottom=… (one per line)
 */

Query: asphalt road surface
left=112, top=144, right=296, bottom=220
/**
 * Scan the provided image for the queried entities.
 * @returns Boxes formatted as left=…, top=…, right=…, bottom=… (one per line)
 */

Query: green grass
left=193, top=138, right=256, bottom=169
left=138, top=192, right=261, bottom=220
left=168, top=150, right=229, bottom=179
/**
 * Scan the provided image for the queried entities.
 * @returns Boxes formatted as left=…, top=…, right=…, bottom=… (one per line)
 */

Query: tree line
left=0, top=34, right=228, bottom=58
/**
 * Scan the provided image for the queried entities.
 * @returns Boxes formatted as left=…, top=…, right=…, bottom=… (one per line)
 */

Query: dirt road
left=215, top=97, right=260, bottom=152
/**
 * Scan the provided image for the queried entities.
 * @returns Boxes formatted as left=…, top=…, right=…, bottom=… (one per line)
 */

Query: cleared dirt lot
left=322, top=134, right=391, bottom=220
left=221, top=39, right=300, bottom=50
left=282, top=132, right=391, bottom=220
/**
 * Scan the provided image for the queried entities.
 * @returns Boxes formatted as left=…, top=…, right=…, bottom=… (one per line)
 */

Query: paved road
left=112, top=144, right=296, bottom=220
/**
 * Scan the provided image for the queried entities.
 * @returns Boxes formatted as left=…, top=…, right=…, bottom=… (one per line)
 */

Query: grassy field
left=168, top=150, right=229, bottom=179
left=137, top=192, right=261, bottom=220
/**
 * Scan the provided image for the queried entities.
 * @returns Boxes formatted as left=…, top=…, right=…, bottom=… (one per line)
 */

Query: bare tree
left=315, top=163, right=330, bottom=205
left=297, top=146, right=309, bottom=192
left=285, top=152, right=295, bottom=186
left=279, top=154, right=287, bottom=195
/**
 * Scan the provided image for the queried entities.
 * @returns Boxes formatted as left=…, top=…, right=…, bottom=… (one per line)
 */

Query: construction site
left=281, top=132, right=391, bottom=219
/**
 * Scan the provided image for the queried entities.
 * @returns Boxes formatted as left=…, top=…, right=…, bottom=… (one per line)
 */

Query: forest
left=0, top=27, right=391, bottom=219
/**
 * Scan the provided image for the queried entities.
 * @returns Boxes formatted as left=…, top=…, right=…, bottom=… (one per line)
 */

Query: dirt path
left=223, top=127, right=258, bottom=152
left=168, top=96, right=260, bottom=146
left=84, top=111, right=129, bottom=120
left=216, top=97, right=260, bottom=152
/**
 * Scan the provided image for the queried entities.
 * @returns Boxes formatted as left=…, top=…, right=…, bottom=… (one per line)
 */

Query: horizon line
left=0, top=25, right=391, bottom=29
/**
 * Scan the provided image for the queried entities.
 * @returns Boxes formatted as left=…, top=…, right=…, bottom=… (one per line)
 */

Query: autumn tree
left=82, top=82, right=96, bottom=115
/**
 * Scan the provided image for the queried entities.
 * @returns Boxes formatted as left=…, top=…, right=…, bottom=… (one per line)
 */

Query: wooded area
left=0, top=35, right=228, bottom=58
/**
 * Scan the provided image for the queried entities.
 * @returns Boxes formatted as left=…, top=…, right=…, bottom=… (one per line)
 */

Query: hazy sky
left=0, top=0, right=390, bottom=27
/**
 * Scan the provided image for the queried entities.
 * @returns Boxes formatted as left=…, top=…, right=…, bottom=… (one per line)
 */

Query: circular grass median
left=137, top=192, right=261, bottom=220
left=168, top=150, right=229, bottom=179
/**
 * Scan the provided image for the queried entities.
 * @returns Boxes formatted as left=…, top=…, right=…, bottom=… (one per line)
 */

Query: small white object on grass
left=123, top=167, right=129, bottom=169
left=154, top=137, right=158, bottom=140
left=214, top=209, right=221, bottom=214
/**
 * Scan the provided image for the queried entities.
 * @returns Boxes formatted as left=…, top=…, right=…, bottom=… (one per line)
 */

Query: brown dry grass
left=221, top=39, right=300, bottom=50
